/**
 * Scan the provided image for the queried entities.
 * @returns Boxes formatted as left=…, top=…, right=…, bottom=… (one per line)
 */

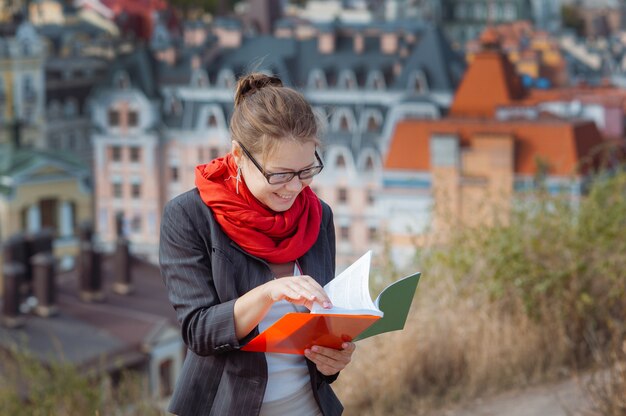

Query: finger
left=307, top=345, right=351, bottom=365
left=295, top=276, right=332, bottom=306
left=304, top=350, right=346, bottom=375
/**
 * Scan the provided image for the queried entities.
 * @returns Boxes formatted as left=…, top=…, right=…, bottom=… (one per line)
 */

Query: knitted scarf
left=194, top=153, right=322, bottom=263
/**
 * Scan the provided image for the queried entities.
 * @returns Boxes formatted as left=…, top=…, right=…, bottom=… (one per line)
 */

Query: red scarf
left=195, top=154, right=322, bottom=263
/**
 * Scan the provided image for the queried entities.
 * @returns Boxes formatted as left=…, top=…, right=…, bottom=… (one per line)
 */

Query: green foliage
left=0, top=347, right=164, bottom=415
left=424, top=169, right=626, bottom=363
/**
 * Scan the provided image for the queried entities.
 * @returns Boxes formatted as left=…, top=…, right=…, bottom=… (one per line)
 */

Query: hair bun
left=234, top=73, right=283, bottom=107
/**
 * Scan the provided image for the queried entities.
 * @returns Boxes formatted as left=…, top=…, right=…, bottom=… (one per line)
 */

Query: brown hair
left=231, top=72, right=321, bottom=161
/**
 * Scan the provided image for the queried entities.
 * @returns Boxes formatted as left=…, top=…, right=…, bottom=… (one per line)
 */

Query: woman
left=159, top=73, right=355, bottom=416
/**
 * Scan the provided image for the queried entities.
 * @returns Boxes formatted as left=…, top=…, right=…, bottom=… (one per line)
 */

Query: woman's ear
left=231, top=141, right=243, bottom=166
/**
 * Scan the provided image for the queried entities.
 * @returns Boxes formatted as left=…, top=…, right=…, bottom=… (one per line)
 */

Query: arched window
left=336, top=154, right=346, bottom=168
left=337, top=69, right=358, bottom=90
left=191, top=69, right=209, bottom=87
left=307, top=68, right=328, bottom=89
left=113, top=71, right=131, bottom=90
left=217, top=68, right=236, bottom=89
left=366, top=70, right=386, bottom=90
left=408, top=70, right=429, bottom=93
left=331, top=108, right=356, bottom=133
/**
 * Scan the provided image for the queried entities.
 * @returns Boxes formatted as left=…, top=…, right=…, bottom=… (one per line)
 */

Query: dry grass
left=335, top=169, right=626, bottom=415
left=334, top=271, right=569, bottom=416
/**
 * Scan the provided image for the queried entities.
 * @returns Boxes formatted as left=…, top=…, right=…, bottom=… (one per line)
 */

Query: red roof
left=385, top=118, right=603, bottom=176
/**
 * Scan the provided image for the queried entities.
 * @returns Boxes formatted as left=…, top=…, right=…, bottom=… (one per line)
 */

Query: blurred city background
left=0, top=0, right=625, bottom=414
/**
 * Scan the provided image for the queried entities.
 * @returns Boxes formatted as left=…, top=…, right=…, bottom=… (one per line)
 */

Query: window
left=339, top=116, right=349, bottom=131
left=336, top=155, right=346, bottom=168
left=40, top=199, right=58, bottom=234
left=365, top=157, right=375, bottom=172
left=171, top=166, right=179, bottom=182
left=159, top=359, right=173, bottom=398
left=337, top=187, right=348, bottom=204
left=207, top=114, right=217, bottom=127
left=129, top=147, right=141, bottom=162
left=339, top=225, right=350, bottom=240
left=22, top=75, right=36, bottom=101
left=131, top=215, right=142, bottom=233
left=111, top=146, right=122, bottom=162
left=210, top=147, right=219, bottom=160
left=112, top=182, right=123, bottom=198
left=368, top=226, right=377, bottom=241
left=128, top=110, right=139, bottom=127
left=108, top=109, right=120, bottom=126
left=367, top=116, right=379, bottom=132
left=366, top=189, right=375, bottom=204
left=131, top=183, right=141, bottom=199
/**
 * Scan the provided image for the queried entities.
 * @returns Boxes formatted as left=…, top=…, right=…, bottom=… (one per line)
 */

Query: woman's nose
left=285, top=175, right=303, bottom=192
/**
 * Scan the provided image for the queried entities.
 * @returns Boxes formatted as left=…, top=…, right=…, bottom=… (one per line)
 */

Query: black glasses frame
left=237, top=141, right=324, bottom=185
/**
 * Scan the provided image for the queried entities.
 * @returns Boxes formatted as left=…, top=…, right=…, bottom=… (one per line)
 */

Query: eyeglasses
left=237, top=141, right=324, bottom=185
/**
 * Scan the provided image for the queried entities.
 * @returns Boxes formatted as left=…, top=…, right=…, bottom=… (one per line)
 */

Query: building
left=440, top=0, right=533, bottom=47
left=465, top=21, right=568, bottom=88
left=0, top=233, right=182, bottom=406
left=0, top=141, right=92, bottom=296
left=382, top=31, right=607, bottom=265
left=0, top=21, right=46, bottom=148
left=90, top=48, right=162, bottom=257
left=89, top=19, right=465, bottom=267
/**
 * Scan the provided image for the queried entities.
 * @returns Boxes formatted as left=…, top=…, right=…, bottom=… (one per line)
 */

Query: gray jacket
left=159, top=188, right=343, bottom=416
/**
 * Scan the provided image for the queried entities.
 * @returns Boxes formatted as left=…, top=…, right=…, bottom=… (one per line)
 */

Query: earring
left=236, top=165, right=242, bottom=194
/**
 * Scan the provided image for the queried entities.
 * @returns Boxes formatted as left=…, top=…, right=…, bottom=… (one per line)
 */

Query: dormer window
left=332, top=108, right=355, bottom=133
left=113, top=71, right=131, bottom=90
left=409, top=70, right=429, bottom=93
left=336, top=154, right=346, bottom=168
left=191, top=69, right=209, bottom=88
left=339, top=116, right=349, bottom=131
left=367, top=70, right=386, bottom=90
left=367, top=116, right=379, bottom=132
left=338, top=70, right=357, bottom=90
left=308, top=69, right=328, bottom=90
left=166, top=95, right=182, bottom=115
left=217, top=69, right=236, bottom=89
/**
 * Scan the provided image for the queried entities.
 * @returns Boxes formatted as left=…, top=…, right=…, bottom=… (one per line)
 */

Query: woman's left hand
left=304, top=342, right=356, bottom=376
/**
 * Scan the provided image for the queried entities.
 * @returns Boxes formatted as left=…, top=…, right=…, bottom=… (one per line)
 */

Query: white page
left=311, top=251, right=378, bottom=314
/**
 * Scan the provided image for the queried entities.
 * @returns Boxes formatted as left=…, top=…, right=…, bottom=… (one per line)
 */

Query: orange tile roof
left=385, top=118, right=604, bottom=176
left=449, top=50, right=526, bottom=118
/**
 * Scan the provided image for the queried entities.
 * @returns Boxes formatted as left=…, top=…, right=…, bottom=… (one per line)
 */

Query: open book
left=241, top=251, right=421, bottom=355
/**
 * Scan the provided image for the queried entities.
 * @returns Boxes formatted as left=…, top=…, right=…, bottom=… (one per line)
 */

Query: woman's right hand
left=264, top=275, right=332, bottom=310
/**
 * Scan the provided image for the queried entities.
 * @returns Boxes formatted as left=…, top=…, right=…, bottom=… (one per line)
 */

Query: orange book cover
left=241, top=312, right=380, bottom=355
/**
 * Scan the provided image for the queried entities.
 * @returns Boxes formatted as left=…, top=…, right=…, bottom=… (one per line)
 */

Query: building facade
left=89, top=19, right=465, bottom=267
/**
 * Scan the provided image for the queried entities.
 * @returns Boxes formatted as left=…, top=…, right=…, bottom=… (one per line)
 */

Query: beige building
left=0, top=144, right=92, bottom=293
left=0, top=21, right=46, bottom=148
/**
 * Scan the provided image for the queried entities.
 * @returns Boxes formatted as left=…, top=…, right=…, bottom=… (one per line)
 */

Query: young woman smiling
left=159, top=73, right=354, bottom=416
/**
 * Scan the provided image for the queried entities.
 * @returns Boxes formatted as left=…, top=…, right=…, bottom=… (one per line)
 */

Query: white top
left=258, top=264, right=316, bottom=406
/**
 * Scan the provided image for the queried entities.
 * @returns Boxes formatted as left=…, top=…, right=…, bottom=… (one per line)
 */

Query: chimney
left=3, top=233, right=30, bottom=296
left=24, top=228, right=55, bottom=293
left=2, top=263, right=25, bottom=328
left=31, top=253, right=58, bottom=317
left=318, top=29, right=335, bottom=54
left=381, top=31, right=398, bottom=55
left=77, top=222, right=104, bottom=302
left=113, top=238, right=133, bottom=295
left=354, top=33, right=364, bottom=54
